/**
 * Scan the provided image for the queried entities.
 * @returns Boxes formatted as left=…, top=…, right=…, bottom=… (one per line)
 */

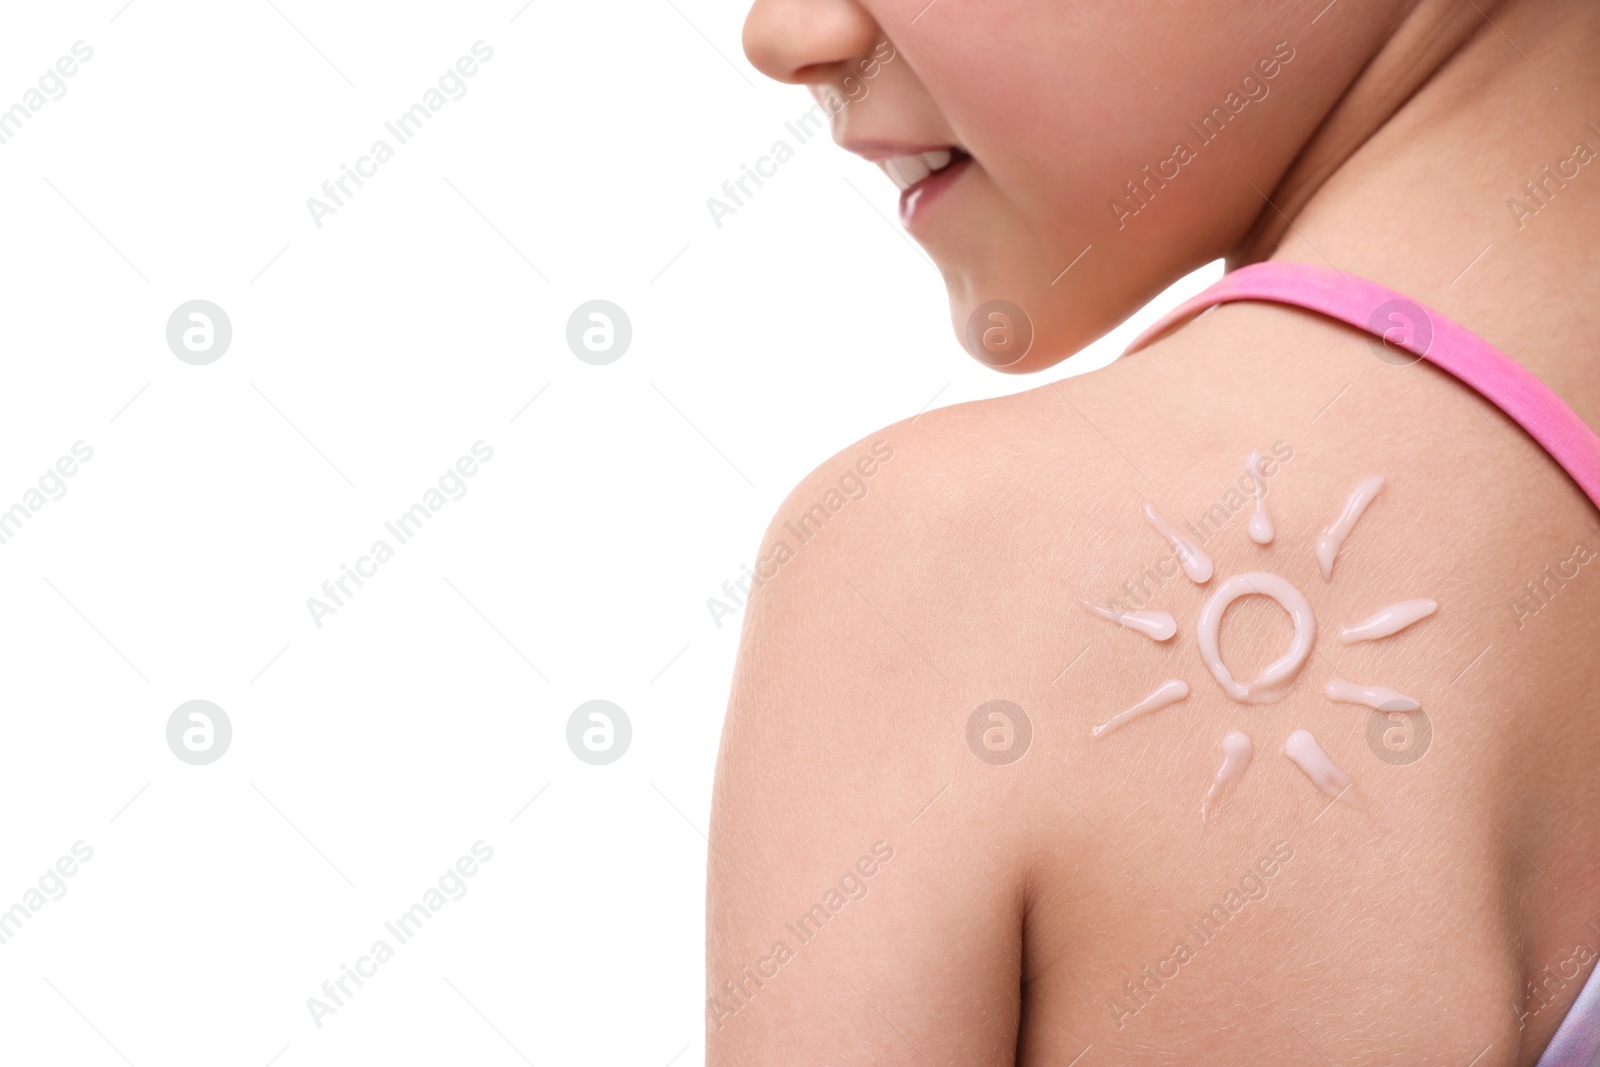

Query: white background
left=0, top=2, right=1216, bottom=1064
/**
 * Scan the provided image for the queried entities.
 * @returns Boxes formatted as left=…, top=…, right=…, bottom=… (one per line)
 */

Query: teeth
left=883, top=149, right=958, bottom=191
left=884, top=154, right=931, bottom=191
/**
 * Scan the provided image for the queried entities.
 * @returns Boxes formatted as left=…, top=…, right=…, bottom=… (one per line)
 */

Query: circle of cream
left=1195, top=571, right=1317, bottom=704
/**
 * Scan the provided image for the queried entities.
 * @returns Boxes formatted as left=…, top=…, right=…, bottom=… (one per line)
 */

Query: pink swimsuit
left=1126, top=260, right=1600, bottom=513
left=1126, top=261, right=1600, bottom=1065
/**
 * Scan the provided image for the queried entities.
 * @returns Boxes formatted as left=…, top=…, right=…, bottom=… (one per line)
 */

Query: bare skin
left=711, top=1, right=1600, bottom=1063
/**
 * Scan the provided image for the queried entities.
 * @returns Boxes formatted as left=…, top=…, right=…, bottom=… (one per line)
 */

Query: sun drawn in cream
left=1081, top=452, right=1438, bottom=820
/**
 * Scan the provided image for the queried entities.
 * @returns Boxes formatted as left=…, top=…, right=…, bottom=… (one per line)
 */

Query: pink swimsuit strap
left=1130, top=260, right=1600, bottom=1065
left=1123, top=260, right=1600, bottom=514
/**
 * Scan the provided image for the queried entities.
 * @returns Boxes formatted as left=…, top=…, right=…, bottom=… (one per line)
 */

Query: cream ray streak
left=1246, top=451, right=1275, bottom=545
left=1324, top=677, right=1421, bottom=712
left=1080, top=600, right=1177, bottom=642
left=1091, top=679, right=1189, bottom=739
left=1315, top=475, right=1384, bottom=580
left=1339, top=598, right=1437, bottom=644
left=1283, top=730, right=1366, bottom=811
left=1142, top=501, right=1213, bottom=583
left=1201, top=731, right=1253, bottom=821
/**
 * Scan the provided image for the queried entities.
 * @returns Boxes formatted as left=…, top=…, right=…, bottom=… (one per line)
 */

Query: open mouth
left=883, top=146, right=973, bottom=226
left=882, top=146, right=972, bottom=192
